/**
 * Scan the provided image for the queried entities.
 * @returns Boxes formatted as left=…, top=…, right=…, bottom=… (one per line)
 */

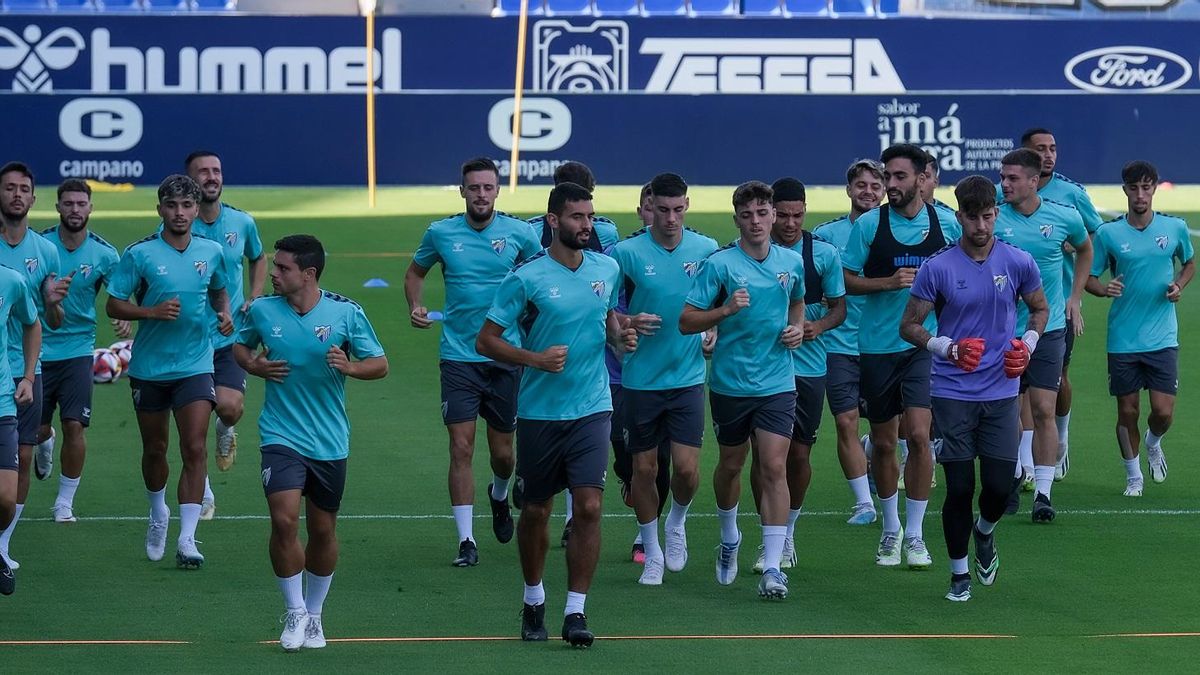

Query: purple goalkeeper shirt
left=910, top=240, right=1042, bottom=401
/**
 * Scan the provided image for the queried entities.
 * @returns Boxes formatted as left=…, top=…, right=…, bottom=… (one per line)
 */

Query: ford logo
left=1065, top=46, right=1193, bottom=93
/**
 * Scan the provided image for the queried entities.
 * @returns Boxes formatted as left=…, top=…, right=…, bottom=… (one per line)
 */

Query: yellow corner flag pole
left=364, top=1, right=378, bottom=208
left=508, top=0, right=530, bottom=194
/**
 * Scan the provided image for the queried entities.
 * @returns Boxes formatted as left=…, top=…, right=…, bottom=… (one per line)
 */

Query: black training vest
left=862, top=203, right=946, bottom=278
left=800, top=231, right=824, bottom=305
left=540, top=218, right=603, bottom=253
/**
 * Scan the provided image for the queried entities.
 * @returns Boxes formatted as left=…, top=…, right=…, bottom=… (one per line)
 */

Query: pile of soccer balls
left=93, top=340, right=132, bottom=384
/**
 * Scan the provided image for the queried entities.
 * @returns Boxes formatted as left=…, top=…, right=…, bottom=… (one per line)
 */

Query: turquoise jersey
left=529, top=214, right=620, bottom=251
left=0, top=266, right=37, bottom=418
left=486, top=250, right=620, bottom=421
left=39, top=227, right=120, bottom=362
left=685, top=242, right=805, bottom=397
left=841, top=206, right=962, bottom=354
left=998, top=173, right=1103, bottom=294
left=609, top=227, right=719, bottom=390
left=776, top=236, right=846, bottom=378
left=190, top=203, right=264, bottom=350
left=813, top=215, right=864, bottom=357
left=995, top=199, right=1089, bottom=333
left=1091, top=213, right=1194, bottom=354
left=237, top=291, right=385, bottom=461
left=108, top=233, right=227, bottom=381
left=0, top=227, right=61, bottom=377
left=413, top=212, right=542, bottom=363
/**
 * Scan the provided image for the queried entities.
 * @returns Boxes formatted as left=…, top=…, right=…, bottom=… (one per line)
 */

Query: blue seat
left=690, top=0, right=735, bottom=14
left=641, top=0, right=686, bottom=15
left=3, top=0, right=51, bottom=8
left=783, top=0, right=828, bottom=15
left=876, top=0, right=899, bottom=13
left=496, top=0, right=545, bottom=13
left=100, top=0, right=144, bottom=10
left=54, top=0, right=95, bottom=8
left=546, top=0, right=591, bottom=13
left=145, top=0, right=186, bottom=9
left=192, top=0, right=235, bottom=8
left=831, top=0, right=872, bottom=14
left=593, top=0, right=637, bottom=13
left=740, top=0, right=782, bottom=15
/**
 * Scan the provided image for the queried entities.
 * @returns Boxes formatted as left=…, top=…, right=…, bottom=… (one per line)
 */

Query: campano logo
left=487, top=97, right=572, bottom=152
left=59, top=98, right=143, bottom=151
left=1064, top=46, right=1193, bottom=93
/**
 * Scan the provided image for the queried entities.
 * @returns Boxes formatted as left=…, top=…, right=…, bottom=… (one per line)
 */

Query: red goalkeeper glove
left=928, top=336, right=985, bottom=372
left=1004, top=339, right=1032, bottom=378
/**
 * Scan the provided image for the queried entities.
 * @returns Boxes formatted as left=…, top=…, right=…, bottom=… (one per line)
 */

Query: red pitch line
left=0, top=640, right=190, bottom=646
left=259, top=633, right=1015, bottom=645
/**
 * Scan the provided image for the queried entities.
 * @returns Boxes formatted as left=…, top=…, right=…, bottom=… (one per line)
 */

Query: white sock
left=761, top=524, right=786, bottom=571
left=1145, top=429, right=1164, bottom=449
left=785, top=508, right=802, bottom=540
left=1124, top=458, right=1143, bottom=481
left=1018, top=430, right=1034, bottom=474
left=1034, top=465, right=1055, bottom=496
left=452, top=505, right=474, bottom=543
left=564, top=491, right=574, bottom=521
left=147, top=488, right=169, bottom=522
left=951, top=556, right=969, bottom=575
left=490, top=474, right=510, bottom=502
left=880, top=493, right=900, bottom=534
left=905, top=498, right=927, bottom=540
left=277, top=572, right=304, bottom=610
left=665, top=498, right=690, bottom=531
left=898, top=439, right=909, bottom=464
left=178, top=503, right=201, bottom=542
left=56, top=475, right=80, bottom=508
left=1055, top=412, right=1071, bottom=447
left=862, top=435, right=875, bottom=456
left=523, top=582, right=545, bottom=606
left=847, top=475, right=871, bottom=505
left=564, top=591, right=586, bottom=616
left=975, top=515, right=996, bottom=535
left=304, top=570, right=333, bottom=617
left=717, top=504, right=739, bottom=545
left=203, top=476, right=214, bottom=503
left=0, top=503, right=23, bottom=551
left=633, top=531, right=643, bottom=545
left=217, top=419, right=232, bottom=437
left=639, top=519, right=662, bottom=559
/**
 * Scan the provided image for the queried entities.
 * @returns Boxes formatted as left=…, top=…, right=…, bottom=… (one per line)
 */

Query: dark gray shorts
left=213, top=345, right=247, bottom=393
left=1021, top=328, right=1066, bottom=393
left=859, top=349, right=932, bottom=424
left=260, top=444, right=347, bottom=512
left=41, top=357, right=93, bottom=427
left=623, top=384, right=704, bottom=453
left=0, top=417, right=17, bottom=471
left=1063, top=317, right=1076, bottom=368
left=516, top=411, right=610, bottom=504
left=440, top=360, right=520, bottom=433
left=931, top=396, right=1019, bottom=463
left=793, top=376, right=827, bottom=445
left=825, top=353, right=861, bottom=416
left=709, top=390, right=796, bottom=446
left=14, top=375, right=42, bottom=446
left=1108, top=348, right=1179, bottom=397
left=130, top=374, right=217, bottom=413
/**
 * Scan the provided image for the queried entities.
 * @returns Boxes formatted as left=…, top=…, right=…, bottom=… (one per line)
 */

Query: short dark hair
left=553, top=161, right=595, bottom=191
left=732, top=180, right=773, bottom=210
left=1001, top=148, right=1042, bottom=175
left=770, top=177, right=805, bottom=203
left=547, top=182, right=592, bottom=218
left=846, top=158, right=884, bottom=185
left=923, top=151, right=939, bottom=176
left=954, top=175, right=997, bottom=216
left=157, top=174, right=201, bottom=203
left=274, top=234, right=326, bottom=280
left=0, top=161, right=35, bottom=189
left=1121, top=160, right=1159, bottom=185
left=639, top=182, right=653, bottom=200
left=880, top=144, right=929, bottom=173
left=461, top=157, right=499, bottom=182
left=184, top=150, right=220, bottom=170
left=1020, top=128, right=1054, bottom=146
left=649, top=172, right=688, bottom=199
left=57, top=179, right=91, bottom=200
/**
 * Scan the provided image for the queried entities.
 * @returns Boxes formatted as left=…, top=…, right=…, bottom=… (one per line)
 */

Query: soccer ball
left=109, top=340, right=133, bottom=371
left=92, top=349, right=122, bottom=384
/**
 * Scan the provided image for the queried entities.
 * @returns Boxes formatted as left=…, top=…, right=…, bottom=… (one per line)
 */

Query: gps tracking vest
left=862, top=203, right=947, bottom=279
left=800, top=230, right=824, bottom=306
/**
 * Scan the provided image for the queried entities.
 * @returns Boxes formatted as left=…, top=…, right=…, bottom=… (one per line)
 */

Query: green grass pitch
left=4, top=185, right=1198, bottom=672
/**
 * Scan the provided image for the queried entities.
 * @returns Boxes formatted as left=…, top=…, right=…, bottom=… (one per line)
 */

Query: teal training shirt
left=0, top=228, right=60, bottom=377
left=190, top=203, right=264, bottom=350
left=39, top=227, right=120, bottom=362
left=237, top=291, right=386, bottom=461
left=812, top=215, right=863, bottom=357
left=108, top=233, right=228, bottom=381
left=610, top=226, right=719, bottom=391
left=413, top=212, right=542, bottom=363
left=776, top=236, right=845, bottom=377
left=0, top=266, right=37, bottom=417
left=486, top=250, right=620, bottom=421
left=995, top=198, right=1089, bottom=333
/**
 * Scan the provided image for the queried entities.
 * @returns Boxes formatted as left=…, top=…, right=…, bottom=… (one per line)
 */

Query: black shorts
left=793, top=376, right=827, bottom=445
left=14, top=375, right=42, bottom=446
left=0, top=417, right=17, bottom=471
left=623, top=385, right=705, bottom=452
left=130, top=374, right=217, bottom=413
left=260, top=444, right=347, bottom=512
left=1108, top=348, right=1179, bottom=397
left=41, top=356, right=93, bottom=427
left=1063, top=317, right=1076, bottom=368
left=516, top=411, right=611, bottom=504
left=859, top=349, right=932, bottom=424
left=440, top=360, right=520, bottom=433
left=213, top=345, right=247, bottom=393
left=931, top=396, right=1019, bottom=463
left=709, top=390, right=796, bottom=446
left=1020, top=328, right=1065, bottom=393
left=825, top=353, right=861, bottom=416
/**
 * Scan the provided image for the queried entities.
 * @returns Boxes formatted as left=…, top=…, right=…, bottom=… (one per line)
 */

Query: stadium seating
left=830, top=0, right=872, bottom=14
left=144, top=0, right=190, bottom=8
left=690, top=0, right=736, bottom=15
left=3, top=0, right=52, bottom=9
left=783, top=0, right=830, bottom=15
left=101, top=0, right=150, bottom=10
left=741, top=0, right=783, bottom=14
left=593, top=0, right=638, bottom=13
left=54, top=0, right=95, bottom=8
left=640, top=0, right=686, bottom=14
left=496, top=0, right=545, bottom=13
left=192, top=0, right=236, bottom=8
left=546, top=0, right=590, bottom=13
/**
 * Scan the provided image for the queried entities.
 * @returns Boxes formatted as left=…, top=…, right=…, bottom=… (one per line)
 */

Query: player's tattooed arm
left=1021, top=288, right=1050, bottom=336
left=404, top=261, right=433, bottom=329
left=899, top=296, right=935, bottom=349
left=208, top=287, right=234, bottom=336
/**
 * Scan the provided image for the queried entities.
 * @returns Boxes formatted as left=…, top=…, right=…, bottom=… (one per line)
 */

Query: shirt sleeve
left=841, top=218, right=875, bottom=273
left=910, top=262, right=938, bottom=303
left=607, top=266, right=621, bottom=311
left=684, top=256, right=722, bottom=310
left=208, top=249, right=228, bottom=291
left=1177, top=221, right=1195, bottom=264
left=821, top=247, right=846, bottom=299
left=107, top=250, right=138, bottom=301
left=1018, top=253, right=1044, bottom=296
left=236, top=305, right=262, bottom=349
left=412, top=226, right=441, bottom=270
left=1073, top=189, right=1104, bottom=234
left=1066, top=210, right=1090, bottom=248
left=485, top=271, right=526, bottom=330
left=244, top=218, right=265, bottom=261
left=1089, top=230, right=1111, bottom=277
left=348, top=305, right=386, bottom=359
left=517, top=227, right=543, bottom=263
left=12, top=277, right=37, bottom=327
left=99, top=247, right=120, bottom=286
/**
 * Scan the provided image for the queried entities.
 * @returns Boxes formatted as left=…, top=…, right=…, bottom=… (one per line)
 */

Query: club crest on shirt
left=194, top=260, right=208, bottom=276
left=24, top=258, right=37, bottom=274
left=490, top=238, right=507, bottom=255
left=591, top=280, right=606, bottom=298
left=225, top=231, right=238, bottom=248
left=776, top=271, right=790, bottom=288
left=682, top=261, right=701, bottom=278
left=314, top=325, right=332, bottom=342
left=1039, top=224, right=1054, bottom=238
left=993, top=274, right=1008, bottom=292
left=78, top=263, right=93, bottom=279
left=1155, top=235, right=1169, bottom=250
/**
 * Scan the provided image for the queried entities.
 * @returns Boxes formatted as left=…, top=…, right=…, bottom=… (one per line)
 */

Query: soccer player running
left=106, top=175, right=232, bottom=569
left=901, top=175, right=1047, bottom=602
left=1085, top=160, right=1193, bottom=497
left=235, top=235, right=388, bottom=652
left=477, top=182, right=635, bottom=647
left=813, top=159, right=884, bottom=524
left=995, top=148, right=1091, bottom=521
left=749, top=177, right=845, bottom=574
left=0, top=162, right=69, bottom=570
left=406, top=157, right=541, bottom=567
left=680, top=181, right=806, bottom=600
left=609, top=173, right=718, bottom=585
left=841, top=144, right=962, bottom=570
left=185, top=151, right=266, bottom=520
left=35, top=179, right=130, bottom=523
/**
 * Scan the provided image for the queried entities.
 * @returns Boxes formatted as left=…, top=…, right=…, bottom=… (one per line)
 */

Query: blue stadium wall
left=1, top=16, right=1198, bottom=185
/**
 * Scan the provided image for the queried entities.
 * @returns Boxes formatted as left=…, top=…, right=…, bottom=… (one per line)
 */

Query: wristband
left=1021, top=330, right=1039, bottom=353
left=926, top=336, right=952, bottom=358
